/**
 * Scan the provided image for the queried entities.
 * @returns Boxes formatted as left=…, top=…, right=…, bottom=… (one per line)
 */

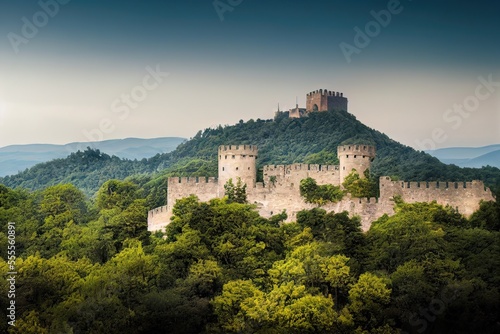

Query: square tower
left=306, top=89, right=348, bottom=113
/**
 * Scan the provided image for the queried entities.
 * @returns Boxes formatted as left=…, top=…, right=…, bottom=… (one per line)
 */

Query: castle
left=148, top=144, right=495, bottom=232
left=288, top=89, right=348, bottom=118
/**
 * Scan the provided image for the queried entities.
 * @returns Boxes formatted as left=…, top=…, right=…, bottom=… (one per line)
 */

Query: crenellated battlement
left=218, top=144, right=258, bottom=155
left=337, top=144, right=376, bottom=157
left=353, top=197, right=379, bottom=204
left=399, top=181, right=477, bottom=189
left=263, top=165, right=285, bottom=172
left=379, top=177, right=490, bottom=192
left=148, top=205, right=168, bottom=217
left=168, top=176, right=218, bottom=184
left=307, top=89, right=345, bottom=97
left=264, top=163, right=340, bottom=173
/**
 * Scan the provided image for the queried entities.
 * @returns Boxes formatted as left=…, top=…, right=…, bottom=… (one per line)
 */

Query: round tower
left=337, top=144, right=376, bottom=184
left=218, top=145, right=258, bottom=196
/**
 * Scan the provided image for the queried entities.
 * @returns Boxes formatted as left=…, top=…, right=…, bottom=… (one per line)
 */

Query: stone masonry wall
left=264, top=163, right=341, bottom=188
left=247, top=184, right=394, bottom=231
left=379, top=177, right=495, bottom=216
left=167, top=176, right=218, bottom=211
left=148, top=205, right=170, bottom=232
left=148, top=144, right=496, bottom=232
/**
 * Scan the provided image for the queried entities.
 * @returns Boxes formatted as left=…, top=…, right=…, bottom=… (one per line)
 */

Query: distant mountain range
left=426, top=144, right=500, bottom=168
left=0, top=137, right=186, bottom=177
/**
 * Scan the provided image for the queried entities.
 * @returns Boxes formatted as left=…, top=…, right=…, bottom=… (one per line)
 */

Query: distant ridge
left=0, top=137, right=186, bottom=177
left=426, top=144, right=500, bottom=168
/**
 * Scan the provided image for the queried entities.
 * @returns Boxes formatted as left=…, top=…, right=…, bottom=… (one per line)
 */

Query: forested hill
left=165, top=111, right=500, bottom=190
left=1, top=110, right=499, bottom=199
left=0, top=149, right=152, bottom=196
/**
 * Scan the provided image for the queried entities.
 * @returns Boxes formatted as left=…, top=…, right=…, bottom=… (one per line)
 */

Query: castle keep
left=148, top=144, right=494, bottom=232
left=288, top=89, right=348, bottom=118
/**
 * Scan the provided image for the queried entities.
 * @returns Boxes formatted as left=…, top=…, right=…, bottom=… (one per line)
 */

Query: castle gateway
left=148, top=144, right=494, bottom=232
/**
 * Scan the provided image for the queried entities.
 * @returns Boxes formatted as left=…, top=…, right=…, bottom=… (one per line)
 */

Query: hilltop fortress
left=148, top=89, right=495, bottom=232
left=148, top=143, right=494, bottom=232
left=288, top=89, right=348, bottom=118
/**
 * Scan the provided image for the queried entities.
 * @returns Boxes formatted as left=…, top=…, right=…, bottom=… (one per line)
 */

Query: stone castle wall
left=148, top=205, right=170, bottom=232
left=289, top=107, right=307, bottom=119
left=148, top=143, right=496, bottom=233
left=379, top=177, right=495, bottom=216
left=249, top=164, right=340, bottom=222
left=246, top=185, right=393, bottom=231
left=264, top=163, right=341, bottom=188
left=167, top=177, right=219, bottom=211
left=149, top=177, right=219, bottom=230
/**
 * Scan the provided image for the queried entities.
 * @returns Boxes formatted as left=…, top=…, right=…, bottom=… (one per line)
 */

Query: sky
left=0, top=0, right=499, bottom=151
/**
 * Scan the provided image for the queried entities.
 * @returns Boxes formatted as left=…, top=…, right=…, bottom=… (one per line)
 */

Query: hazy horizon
left=1, top=0, right=499, bottom=150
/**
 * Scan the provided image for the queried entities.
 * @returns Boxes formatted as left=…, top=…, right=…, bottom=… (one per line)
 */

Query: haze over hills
left=426, top=144, right=500, bottom=168
left=0, top=137, right=186, bottom=177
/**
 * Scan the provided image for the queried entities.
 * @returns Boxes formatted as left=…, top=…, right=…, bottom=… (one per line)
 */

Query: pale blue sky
left=0, top=0, right=499, bottom=149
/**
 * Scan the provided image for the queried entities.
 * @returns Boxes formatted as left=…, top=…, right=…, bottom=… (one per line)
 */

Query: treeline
left=1, top=110, right=499, bottom=202
left=0, top=181, right=499, bottom=333
left=0, top=149, right=151, bottom=196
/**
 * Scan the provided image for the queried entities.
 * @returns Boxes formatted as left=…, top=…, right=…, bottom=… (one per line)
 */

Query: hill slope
left=1, top=111, right=499, bottom=202
left=167, top=111, right=500, bottom=188
left=0, top=137, right=185, bottom=177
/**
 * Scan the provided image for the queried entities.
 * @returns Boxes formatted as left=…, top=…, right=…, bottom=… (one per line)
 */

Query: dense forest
left=1, top=110, right=499, bottom=332
left=1, top=111, right=499, bottom=208
left=0, top=180, right=499, bottom=333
